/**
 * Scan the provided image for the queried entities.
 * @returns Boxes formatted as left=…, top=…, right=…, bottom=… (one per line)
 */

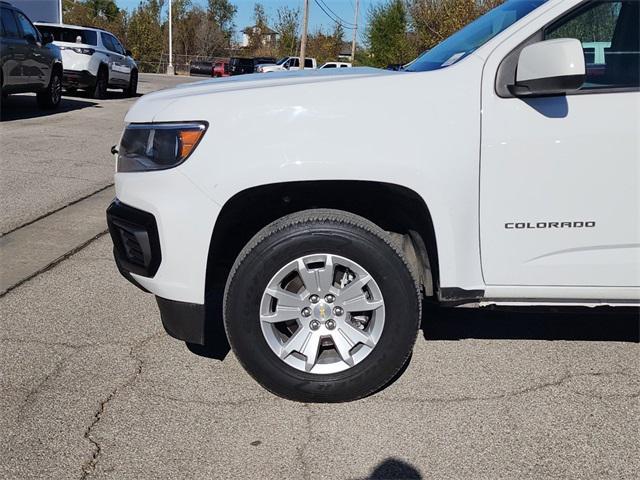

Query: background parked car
left=229, top=57, right=254, bottom=75
left=212, top=60, right=229, bottom=77
left=189, top=59, right=213, bottom=76
left=34, top=22, right=137, bottom=99
left=0, top=1, right=62, bottom=109
left=319, top=62, right=352, bottom=69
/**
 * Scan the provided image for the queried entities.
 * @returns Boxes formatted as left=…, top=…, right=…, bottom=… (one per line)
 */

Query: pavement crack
left=0, top=230, right=109, bottom=298
left=372, top=369, right=640, bottom=404
left=296, top=404, right=314, bottom=480
left=80, top=332, right=161, bottom=479
left=0, top=184, right=113, bottom=237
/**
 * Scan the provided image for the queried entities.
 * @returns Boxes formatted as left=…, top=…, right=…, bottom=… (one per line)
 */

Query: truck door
left=480, top=0, right=639, bottom=288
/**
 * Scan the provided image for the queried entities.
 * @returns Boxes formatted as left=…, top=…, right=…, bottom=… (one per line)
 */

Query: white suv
left=256, top=56, right=317, bottom=72
left=108, top=0, right=639, bottom=403
left=34, top=23, right=138, bottom=98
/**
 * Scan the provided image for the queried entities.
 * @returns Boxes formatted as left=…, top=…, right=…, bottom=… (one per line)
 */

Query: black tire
left=36, top=68, right=62, bottom=109
left=92, top=67, right=108, bottom=99
left=125, top=69, right=138, bottom=97
left=224, top=209, right=421, bottom=403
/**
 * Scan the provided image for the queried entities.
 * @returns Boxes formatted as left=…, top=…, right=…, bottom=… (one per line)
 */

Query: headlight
left=117, top=122, right=207, bottom=172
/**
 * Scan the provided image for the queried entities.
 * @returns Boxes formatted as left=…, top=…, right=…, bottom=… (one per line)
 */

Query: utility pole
left=299, top=0, right=309, bottom=71
left=58, top=0, right=63, bottom=23
left=351, top=0, right=360, bottom=63
left=167, top=0, right=174, bottom=75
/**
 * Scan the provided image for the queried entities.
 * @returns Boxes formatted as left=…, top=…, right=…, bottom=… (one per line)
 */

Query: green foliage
left=208, top=0, right=237, bottom=39
left=126, top=0, right=164, bottom=71
left=274, top=5, right=300, bottom=57
left=366, top=0, right=417, bottom=67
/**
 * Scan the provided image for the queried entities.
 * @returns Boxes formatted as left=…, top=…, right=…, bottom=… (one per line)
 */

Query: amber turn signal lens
left=178, top=129, right=205, bottom=159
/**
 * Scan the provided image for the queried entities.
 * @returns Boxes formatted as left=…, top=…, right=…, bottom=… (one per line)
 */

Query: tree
left=274, top=5, right=300, bottom=56
left=366, top=0, right=417, bottom=67
left=127, top=0, right=164, bottom=71
left=408, top=0, right=503, bottom=51
left=208, top=0, right=237, bottom=39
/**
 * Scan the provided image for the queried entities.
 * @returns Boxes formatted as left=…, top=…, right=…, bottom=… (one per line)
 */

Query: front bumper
left=106, top=199, right=206, bottom=344
left=63, top=69, right=96, bottom=89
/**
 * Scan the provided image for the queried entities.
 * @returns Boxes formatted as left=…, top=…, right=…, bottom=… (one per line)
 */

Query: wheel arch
left=205, top=180, right=440, bottom=298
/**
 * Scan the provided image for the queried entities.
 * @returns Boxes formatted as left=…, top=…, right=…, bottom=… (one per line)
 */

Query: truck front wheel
left=223, top=209, right=421, bottom=402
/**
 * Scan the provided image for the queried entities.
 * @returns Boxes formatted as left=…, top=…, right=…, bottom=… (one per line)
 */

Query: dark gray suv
left=0, top=1, right=63, bottom=109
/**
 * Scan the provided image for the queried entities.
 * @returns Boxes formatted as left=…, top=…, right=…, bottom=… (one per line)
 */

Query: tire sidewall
left=225, top=220, right=419, bottom=402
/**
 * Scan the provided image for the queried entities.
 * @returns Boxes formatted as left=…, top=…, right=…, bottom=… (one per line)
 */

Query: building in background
left=9, top=0, right=61, bottom=23
left=241, top=25, right=279, bottom=48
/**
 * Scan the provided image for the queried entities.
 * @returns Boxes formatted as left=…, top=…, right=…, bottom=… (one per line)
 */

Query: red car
left=212, top=61, right=230, bottom=78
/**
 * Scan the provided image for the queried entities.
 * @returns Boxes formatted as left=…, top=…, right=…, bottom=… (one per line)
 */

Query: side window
left=324, top=64, right=336, bottom=68
left=340, top=64, right=349, bottom=68
left=1, top=8, right=21, bottom=39
left=304, top=58, right=314, bottom=68
left=14, top=11, right=39, bottom=41
left=110, top=34, right=125, bottom=55
left=545, top=0, right=639, bottom=89
left=100, top=32, right=116, bottom=53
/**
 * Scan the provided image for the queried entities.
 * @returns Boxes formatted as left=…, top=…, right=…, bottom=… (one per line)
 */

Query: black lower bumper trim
left=63, top=69, right=96, bottom=89
left=156, top=296, right=206, bottom=345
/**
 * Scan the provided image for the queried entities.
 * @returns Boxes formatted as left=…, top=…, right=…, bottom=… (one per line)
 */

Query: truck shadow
left=188, top=294, right=639, bottom=362
left=421, top=302, right=639, bottom=342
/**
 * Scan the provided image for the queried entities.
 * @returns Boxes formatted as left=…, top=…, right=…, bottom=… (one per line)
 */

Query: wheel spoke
left=316, top=255, right=335, bottom=292
left=332, top=329, right=355, bottom=367
left=265, top=287, right=307, bottom=309
left=338, top=274, right=372, bottom=303
left=279, top=329, right=311, bottom=359
left=339, top=322, right=375, bottom=348
left=260, top=305, right=299, bottom=324
left=341, top=294, right=384, bottom=313
left=296, top=255, right=334, bottom=293
left=300, top=333, right=321, bottom=371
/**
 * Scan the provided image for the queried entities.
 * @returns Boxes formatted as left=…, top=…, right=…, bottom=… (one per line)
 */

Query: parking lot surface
left=1, top=74, right=639, bottom=480
left=0, top=74, right=195, bottom=234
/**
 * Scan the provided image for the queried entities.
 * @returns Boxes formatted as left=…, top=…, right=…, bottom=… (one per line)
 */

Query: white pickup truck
left=108, top=0, right=639, bottom=402
left=255, top=56, right=317, bottom=72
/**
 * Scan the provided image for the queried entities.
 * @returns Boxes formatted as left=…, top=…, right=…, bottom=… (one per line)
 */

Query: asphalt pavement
left=0, top=73, right=638, bottom=480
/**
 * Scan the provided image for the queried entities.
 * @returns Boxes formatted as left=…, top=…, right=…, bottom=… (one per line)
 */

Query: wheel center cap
left=313, top=301, right=330, bottom=320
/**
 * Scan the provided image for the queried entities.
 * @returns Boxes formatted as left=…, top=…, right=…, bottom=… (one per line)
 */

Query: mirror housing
left=509, top=38, right=585, bottom=97
left=42, top=32, right=53, bottom=45
left=126, top=49, right=133, bottom=57
left=25, top=33, right=37, bottom=44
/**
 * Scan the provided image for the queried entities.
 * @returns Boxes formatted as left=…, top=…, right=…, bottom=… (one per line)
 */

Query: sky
left=115, top=0, right=379, bottom=40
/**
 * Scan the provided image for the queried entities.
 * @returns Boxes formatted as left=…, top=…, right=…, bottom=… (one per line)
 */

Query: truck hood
left=125, top=67, right=395, bottom=123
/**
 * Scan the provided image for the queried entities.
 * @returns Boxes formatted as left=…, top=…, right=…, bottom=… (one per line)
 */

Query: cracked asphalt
left=1, top=235, right=638, bottom=479
left=1, top=74, right=639, bottom=480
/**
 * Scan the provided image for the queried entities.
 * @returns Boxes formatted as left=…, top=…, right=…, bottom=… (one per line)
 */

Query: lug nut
left=325, top=319, right=336, bottom=330
left=309, top=294, right=320, bottom=304
left=301, top=307, right=312, bottom=318
left=309, top=320, right=320, bottom=330
left=333, top=306, right=344, bottom=316
left=325, top=294, right=335, bottom=303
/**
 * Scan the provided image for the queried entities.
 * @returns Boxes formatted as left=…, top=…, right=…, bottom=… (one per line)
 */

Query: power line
left=313, top=0, right=356, bottom=30
left=317, top=0, right=357, bottom=27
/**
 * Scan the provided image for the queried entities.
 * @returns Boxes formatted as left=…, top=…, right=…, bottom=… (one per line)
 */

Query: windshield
left=405, top=0, right=547, bottom=72
left=276, top=57, right=288, bottom=65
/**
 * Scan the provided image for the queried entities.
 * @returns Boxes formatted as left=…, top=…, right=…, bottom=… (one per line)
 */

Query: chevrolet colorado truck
left=107, top=0, right=639, bottom=402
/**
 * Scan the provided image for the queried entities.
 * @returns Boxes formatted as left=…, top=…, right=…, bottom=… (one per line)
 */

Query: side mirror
left=126, top=49, right=132, bottom=57
left=509, top=38, right=585, bottom=97
left=25, top=33, right=37, bottom=44
left=42, top=32, right=53, bottom=45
